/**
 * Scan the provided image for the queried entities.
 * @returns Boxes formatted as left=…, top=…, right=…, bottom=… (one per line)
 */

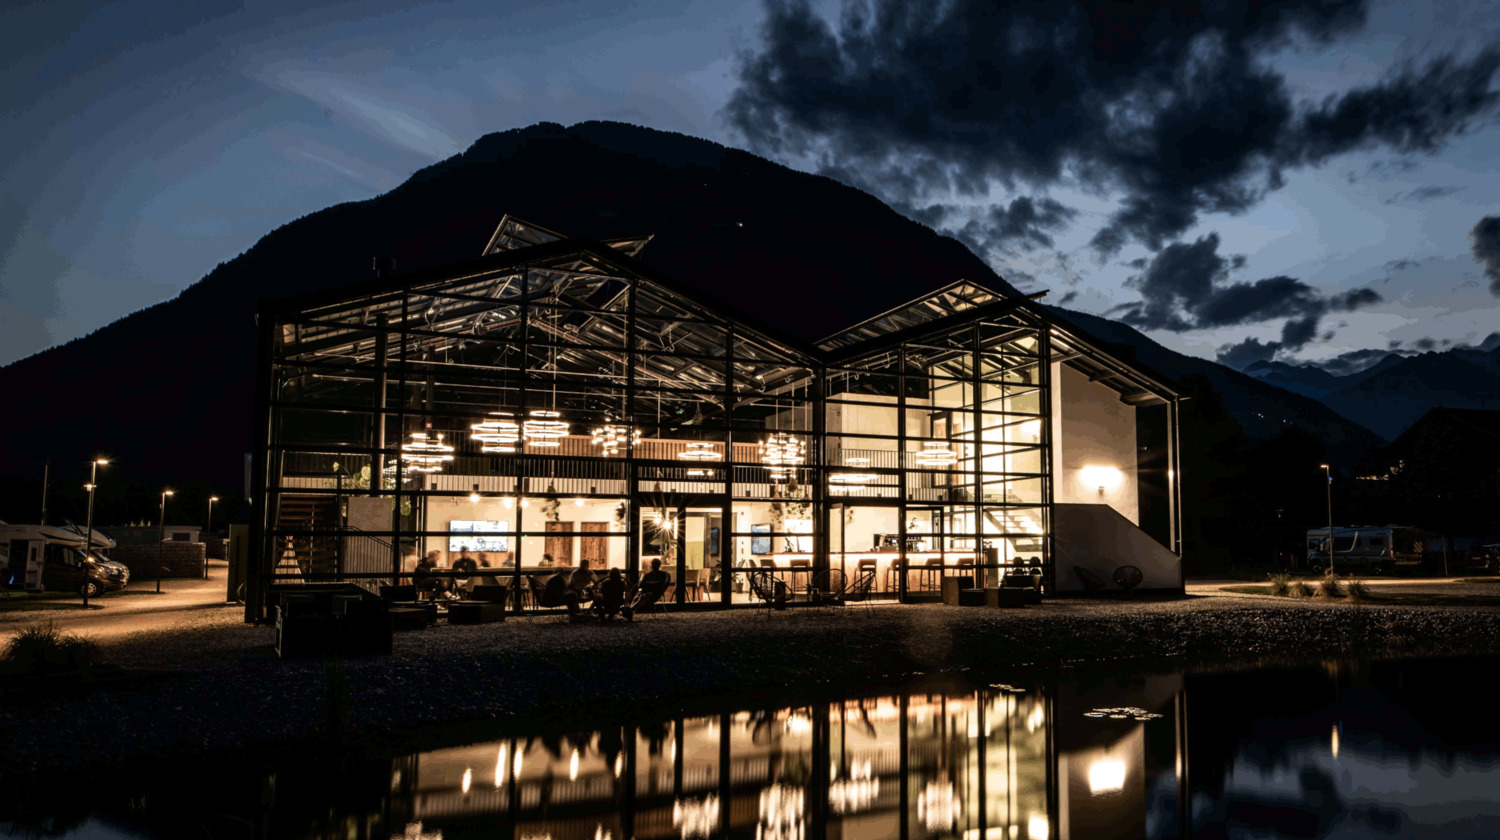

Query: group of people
left=413, top=546, right=674, bottom=622
left=547, top=557, right=672, bottom=622
left=413, top=546, right=513, bottom=599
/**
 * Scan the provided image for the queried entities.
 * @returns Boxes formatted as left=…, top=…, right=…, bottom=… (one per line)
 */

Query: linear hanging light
left=676, top=441, right=722, bottom=461
left=401, top=430, right=454, bottom=473
left=523, top=409, right=568, bottom=447
left=915, top=441, right=957, bottom=467
left=471, top=412, right=520, bottom=453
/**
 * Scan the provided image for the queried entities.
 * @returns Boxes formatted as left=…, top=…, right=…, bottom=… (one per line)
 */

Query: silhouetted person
left=565, top=557, right=595, bottom=617
left=594, top=568, right=626, bottom=620
left=629, top=558, right=671, bottom=620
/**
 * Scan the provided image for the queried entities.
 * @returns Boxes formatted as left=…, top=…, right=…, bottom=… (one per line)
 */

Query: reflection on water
left=7, top=657, right=1500, bottom=839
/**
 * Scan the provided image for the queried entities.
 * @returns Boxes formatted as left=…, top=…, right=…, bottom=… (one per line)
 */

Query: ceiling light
left=523, top=409, right=568, bottom=447
left=676, top=442, right=722, bottom=461
left=471, top=412, right=520, bottom=453
left=915, top=441, right=957, bottom=468
left=401, top=431, right=454, bottom=473
left=760, top=432, right=805, bottom=480
left=590, top=422, right=640, bottom=456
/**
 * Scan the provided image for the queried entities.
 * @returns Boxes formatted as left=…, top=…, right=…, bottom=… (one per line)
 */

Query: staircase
left=274, top=494, right=341, bottom=578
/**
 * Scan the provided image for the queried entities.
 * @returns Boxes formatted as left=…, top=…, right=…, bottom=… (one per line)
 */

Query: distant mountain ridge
left=1244, top=338, right=1500, bottom=439
left=0, top=121, right=1385, bottom=489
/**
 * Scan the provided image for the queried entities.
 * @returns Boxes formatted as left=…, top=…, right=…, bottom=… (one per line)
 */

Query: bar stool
left=885, top=558, right=906, bottom=594
left=923, top=557, right=945, bottom=591
left=789, top=558, right=811, bottom=592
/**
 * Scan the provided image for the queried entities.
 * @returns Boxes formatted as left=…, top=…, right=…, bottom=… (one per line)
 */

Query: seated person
left=593, top=568, right=627, bottom=620
left=564, top=558, right=596, bottom=617
left=452, top=546, right=478, bottom=592
left=498, top=551, right=516, bottom=568
left=629, top=558, right=672, bottom=618
left=470, top=552, right=500, bottom=589
left=413, top=551, right=450, bottom=599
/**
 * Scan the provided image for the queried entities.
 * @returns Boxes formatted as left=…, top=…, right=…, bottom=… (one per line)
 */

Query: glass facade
left=249, top=220, right=1178, bottom=617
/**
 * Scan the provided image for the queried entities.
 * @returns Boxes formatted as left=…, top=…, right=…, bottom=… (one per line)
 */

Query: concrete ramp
left=1052, top=504, right=1181, bottom=593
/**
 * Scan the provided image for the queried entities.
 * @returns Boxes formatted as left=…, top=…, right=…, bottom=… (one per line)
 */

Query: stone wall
left=110, top=542, right=206, bottom=579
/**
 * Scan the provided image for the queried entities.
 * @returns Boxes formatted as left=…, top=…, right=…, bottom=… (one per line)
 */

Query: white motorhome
left=1305, top=525, right=1426, bottom=573
left=0, top=524, right=130, bottom=596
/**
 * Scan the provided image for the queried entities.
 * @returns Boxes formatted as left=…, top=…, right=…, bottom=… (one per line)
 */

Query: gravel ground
left=4, top=592, right=1500, bottom=785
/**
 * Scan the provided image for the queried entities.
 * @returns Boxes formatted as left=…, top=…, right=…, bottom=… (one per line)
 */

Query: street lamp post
left=82, top=458, right=108, bottom=607
left=158, top=489, right=174, bottom=593
left=1320, top=464, right=1333, bottom=574
left=205, top=496, right=218, bottom=579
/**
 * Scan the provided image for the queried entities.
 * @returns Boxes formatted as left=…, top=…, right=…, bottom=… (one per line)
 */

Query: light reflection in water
left=32, top=659, right=1500, bottom=839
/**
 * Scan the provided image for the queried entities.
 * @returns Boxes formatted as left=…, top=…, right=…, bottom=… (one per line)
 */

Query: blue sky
left=2, top=0, right=1497, bottom=371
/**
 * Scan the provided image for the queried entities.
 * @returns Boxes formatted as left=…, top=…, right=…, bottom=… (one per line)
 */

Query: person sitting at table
left=543, top=552, right=556, bottom=567
left=452, top=546, right=478, bottom=590
left=498, top=550, right=516, bottom=568
left=628, top=558, right=671, bottom=620
left=593, top=568, right=626, bottom=621
left=564, top=557, right=596, bottom=618
left=414, top=551, right=449, bottom=599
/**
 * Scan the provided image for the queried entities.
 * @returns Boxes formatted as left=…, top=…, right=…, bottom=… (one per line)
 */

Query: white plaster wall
left=1050, top=362, right=1139, bottom=525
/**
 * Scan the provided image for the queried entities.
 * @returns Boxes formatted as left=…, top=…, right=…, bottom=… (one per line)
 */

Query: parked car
left=0, top=524, right=130, bottom=597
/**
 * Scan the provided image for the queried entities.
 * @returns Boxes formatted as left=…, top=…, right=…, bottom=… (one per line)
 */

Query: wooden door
left=580, top=522, right=609, bottom=567
left=545, top=521, right=574, bottom=566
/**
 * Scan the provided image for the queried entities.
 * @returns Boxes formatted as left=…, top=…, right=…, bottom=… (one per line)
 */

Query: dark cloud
left=1215, top=336, right=1279, bottom=369
left=1383, top=185, right=1463, bottom=204
left=1415, top=337, right=1437, bottom=350
left=729, top=1, right=1500, bottom=254
left=952, top=196, right=1078, bottom=257
left=1470, top=216, right=1500, bottom=295
left=1112, top=233, right=1381, bottom=338
left=1057, top=290, right=1079, bottom=307
left=1328, top=287, right=1383, bottom=310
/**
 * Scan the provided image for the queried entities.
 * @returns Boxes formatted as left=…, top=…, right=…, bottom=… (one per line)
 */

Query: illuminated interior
left=250, top=216, right=1180, bottom=613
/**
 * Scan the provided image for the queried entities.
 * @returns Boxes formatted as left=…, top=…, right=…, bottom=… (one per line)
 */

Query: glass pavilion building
left=249, top=217, right=1181, bottom=617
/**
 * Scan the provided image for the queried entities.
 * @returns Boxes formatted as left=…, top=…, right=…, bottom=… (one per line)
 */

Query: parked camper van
left=1306, top=526, right=1425, bottom=573
left=0, top=524, right=130, bottom=596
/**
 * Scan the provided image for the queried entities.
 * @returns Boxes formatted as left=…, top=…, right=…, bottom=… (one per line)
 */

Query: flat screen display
left=448, top=520, right=510, bottom=553
left=751, top=523, right=771, bottom=555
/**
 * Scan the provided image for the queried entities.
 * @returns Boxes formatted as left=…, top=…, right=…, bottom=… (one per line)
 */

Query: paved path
left=0, top=561, right=240, bottom=642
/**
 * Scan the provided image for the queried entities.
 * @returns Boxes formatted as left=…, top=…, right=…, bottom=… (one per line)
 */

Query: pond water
left=6, top=656, right=1500, bottom=839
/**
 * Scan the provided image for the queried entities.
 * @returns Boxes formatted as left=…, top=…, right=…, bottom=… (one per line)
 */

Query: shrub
left=1268, top=573, right=1291, bottom=597
left=2, top=623, right=100, bottom=673
left=1346, top=578, right=1371, bottom=601
left=1291, top=580, right=1315, bottom=598
left=1320, top=572, right=1345, bottom=598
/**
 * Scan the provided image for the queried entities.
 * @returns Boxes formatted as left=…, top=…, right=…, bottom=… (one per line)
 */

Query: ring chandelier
left=914, top=441, right=958, bottom=467
left=470, top=412, right=521, bottom=454
left=522, top=410, right=568, bottom=447
left=676, top=442, right=723, bottom=461
left=401, top=431, right=455, bottom=473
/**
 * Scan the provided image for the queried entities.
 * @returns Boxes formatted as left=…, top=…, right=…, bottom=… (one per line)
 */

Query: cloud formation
left=1471, top=216, right=1500, bottom=295
left=728, top=0, right=1500, bottom=255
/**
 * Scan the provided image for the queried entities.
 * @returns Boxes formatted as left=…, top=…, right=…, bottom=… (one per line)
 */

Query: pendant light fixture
left=524, top=303, right=568, bottom=447
left=676, top=441, right=722, bottom=461
left=401, top=429, right=454, bottom=473
left=471, top=412, right=520, bottom=453
left=760, top=431, right=805, bottom=480
left=591, top=422, right=640, bottom=456
left=915, top=440, right=957, bottom=467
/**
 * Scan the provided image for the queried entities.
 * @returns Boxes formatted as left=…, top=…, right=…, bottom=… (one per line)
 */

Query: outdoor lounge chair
left=527, top=574, right=571, bottom=615
left=844, top=570, right=877, bottom=614
left=1113, top=565, right=1143, bottom=591
left=630, top=576, right=673, bottom=618
left=448, top=584, right=509, bottom=625
left=808, top=568, right=848, bottom=609
left=748, top=570, right=787, bottom=615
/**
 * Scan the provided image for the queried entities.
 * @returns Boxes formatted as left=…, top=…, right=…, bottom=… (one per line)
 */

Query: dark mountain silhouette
left=1322, top=347, right=1500, bottom=439
left=1243, top=338, right=1500, bottom=439
left=0, top=120, right=1384, bottom=498
left=1047, top=309, right=1384, bottom=460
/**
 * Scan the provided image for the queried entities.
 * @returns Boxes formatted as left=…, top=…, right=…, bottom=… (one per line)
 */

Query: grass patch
left=1268, top=573, right=1291, bottom=597
left=1291, top=580, right=1315, bottom=598
left=1319, top=572, right=1345, bottom=599
left=1346, top=578, right=1371, bottom=601
left=3, top=623, right=100, bottom=675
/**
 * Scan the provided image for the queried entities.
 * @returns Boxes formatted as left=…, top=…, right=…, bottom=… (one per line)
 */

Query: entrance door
left=545, top=521, right=574, bottom=567
left=580, top=522, right=609, bottom=567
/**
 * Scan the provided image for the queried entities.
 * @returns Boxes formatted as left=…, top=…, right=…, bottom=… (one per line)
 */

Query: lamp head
left=163, top=489, right=174, bottom=497
left=1319, top=463, right=1329, bottom=469
left=94, top=458, right=109, bottom=465
left=209, top=496, right=219, bottom=502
